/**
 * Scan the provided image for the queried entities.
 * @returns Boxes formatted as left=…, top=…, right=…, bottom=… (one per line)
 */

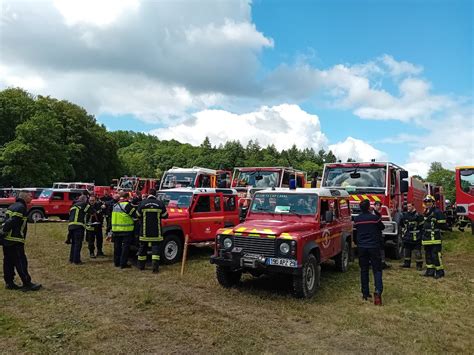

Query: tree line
left=0, top=88, right=337, bottom=188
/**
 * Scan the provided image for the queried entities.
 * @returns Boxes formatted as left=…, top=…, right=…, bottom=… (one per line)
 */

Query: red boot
left=374, top=293, right=382, bottom=306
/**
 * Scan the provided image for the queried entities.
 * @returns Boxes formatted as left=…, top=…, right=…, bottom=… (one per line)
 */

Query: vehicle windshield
left=235, top=171, right=280, bottom=188
left=250, top=193, right=318, bottom=216
left=161, top=172, right=197, bottom=189
left=323, top=166, right=386, bottom=193
left=459, top=168, right=474, bottom=196
left=118, top=177, right=138, bottom=190
left=157, top=191, right=193, bottom=208
left=38, top=189, right=53, bottom=199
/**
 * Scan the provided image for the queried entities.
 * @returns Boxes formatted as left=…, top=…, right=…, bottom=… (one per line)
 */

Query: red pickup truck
left=157, top=188, right=241, bottom=264
left=0, top=188, right=45, bottom=223
left=26, top=188, right=87, bottom=222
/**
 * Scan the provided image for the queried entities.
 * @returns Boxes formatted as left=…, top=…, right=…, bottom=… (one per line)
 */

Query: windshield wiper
left=289, top=208, right=304, bottom=218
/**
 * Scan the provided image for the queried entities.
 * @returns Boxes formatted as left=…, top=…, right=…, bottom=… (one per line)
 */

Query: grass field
left=1, top=223, right=473, bottom=354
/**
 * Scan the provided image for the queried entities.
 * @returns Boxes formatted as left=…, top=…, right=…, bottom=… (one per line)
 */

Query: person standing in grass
left=354, top=199, right=385, bottom=305
left=68, top=194, right=91, bottom=265
left=1, top=191, right=42, bottom=291
left=400, top=202, right=424, bottom=270
left=111, top=192, right=136, bottom=269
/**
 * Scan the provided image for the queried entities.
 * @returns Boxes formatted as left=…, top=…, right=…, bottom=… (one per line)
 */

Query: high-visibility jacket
left=422, top=207, right=446, bottom=245
left=1, top=198, right=28, bottom=244
left=111, top=201, right=135, bottom=233
left=136, top=196, right=168, bottom=242
left=401, top=210, right=424, bottom=243
left=68, top=201, right=91, bottom=231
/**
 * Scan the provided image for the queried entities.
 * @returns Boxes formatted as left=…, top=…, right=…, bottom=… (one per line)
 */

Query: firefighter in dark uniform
left=100, top=190, right=114, bottom=235
left=422, top=195, right=447, bottom=278
left=354, top=199, right=385, bottom=305
left=85, top=195, right=105, bottom=258
left=68, top=194, right=91, bottom=264
left=136, top=189, right=168, bottom=273
left=400, top=202, right=424, bottom=270
left=111, top=192, right=136, bottom=269
left=1, top=192, right=42, bottom=291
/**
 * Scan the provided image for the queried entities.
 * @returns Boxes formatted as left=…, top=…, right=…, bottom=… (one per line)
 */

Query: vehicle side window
left=320, top=199, right=329, bottom=222
left=282, top=171, right=290, bottom=187
left=223, top=195, right=236, bottom=211
left=194, top=196, right=211, bottom=213
left=214, top=196, right=221, bottom=211
left=331, top=199, right=339, bottom=218
left=69, top=192, right=81, bottom=201
left=297, top=175, right=304, bottom=187
left=52, top=192, right=64, bottom=201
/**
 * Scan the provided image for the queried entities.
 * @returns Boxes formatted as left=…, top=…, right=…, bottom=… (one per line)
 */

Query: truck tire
left=334, top=240, right=350, bottom=272
left=292, top=254, right=320, bottom=298
left=216, top=266, right=242, bottom=288
left=161, top=234, right=183, bottom=264
left=28, top=209, right=45, bottom=223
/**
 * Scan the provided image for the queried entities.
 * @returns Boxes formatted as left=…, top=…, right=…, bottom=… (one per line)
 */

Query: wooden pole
left=180, top=234, right=189, bottom=276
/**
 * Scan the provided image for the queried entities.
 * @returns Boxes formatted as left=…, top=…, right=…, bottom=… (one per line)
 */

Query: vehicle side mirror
left=325, top=210, right=334, bottom=223
left=400, top=180, right=409, bottom=194
left=399, top=170, right=408, bottom=179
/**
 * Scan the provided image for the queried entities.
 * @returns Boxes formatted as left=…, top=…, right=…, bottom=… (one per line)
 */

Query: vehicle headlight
left=223, top=237, right=233, bottom=249
left=279, top=242, right=290, bottom=255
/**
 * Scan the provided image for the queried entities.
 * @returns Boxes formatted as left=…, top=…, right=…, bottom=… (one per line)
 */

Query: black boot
left=97, top=251, right=105, bottom=257
left=400, top=260, right=411, bottom=268
left=152, top=262, right=160, bottom=274
left=362, top=294, right=372, bottom=301
left=5, top=282, right=22, bottom=290
left=434, top=269, right=445, bottom=279
left=21, top=282, right=42, bottom=292
left=423, top=268, right=435, bottom=277
left=416, top=261, right=423, bottom=271
left=90, top=252, right=96, bottom=259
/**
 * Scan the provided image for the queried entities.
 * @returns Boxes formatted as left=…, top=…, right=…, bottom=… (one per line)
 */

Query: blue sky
left=1, top=0, right=472, bottom=176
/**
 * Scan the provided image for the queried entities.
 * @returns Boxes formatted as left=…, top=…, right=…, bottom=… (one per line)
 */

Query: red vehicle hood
left=224, top=219, right=316, bottom=237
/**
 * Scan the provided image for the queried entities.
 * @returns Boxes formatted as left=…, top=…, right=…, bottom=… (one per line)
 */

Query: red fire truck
left=321, top=161, right=424, bottom=259
left=115, top=176, right=158, bottom=196
left=160, top=167, right=231, bottom=190
left=231, top=167, right=307, bottom=199
left=455, top=166, right=474, bottom=233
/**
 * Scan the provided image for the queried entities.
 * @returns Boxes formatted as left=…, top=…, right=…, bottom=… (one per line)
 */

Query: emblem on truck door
left=322, top=229, right=331, bottom=249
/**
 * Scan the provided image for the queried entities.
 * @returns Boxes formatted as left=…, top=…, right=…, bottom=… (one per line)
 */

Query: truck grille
left=234, top=236, right=276, bottom=257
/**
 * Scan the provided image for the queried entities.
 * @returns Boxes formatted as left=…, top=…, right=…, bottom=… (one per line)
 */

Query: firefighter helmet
left=423, top=195, right=435, bottom=203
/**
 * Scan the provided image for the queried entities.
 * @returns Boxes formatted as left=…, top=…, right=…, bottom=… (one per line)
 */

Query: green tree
left=1, top=112, right=70, bottom=186
left=426, top=162, right=455, bottom=202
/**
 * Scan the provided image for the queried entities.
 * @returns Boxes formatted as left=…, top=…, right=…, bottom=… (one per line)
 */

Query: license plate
left=266, top=258, right=297, bottom=268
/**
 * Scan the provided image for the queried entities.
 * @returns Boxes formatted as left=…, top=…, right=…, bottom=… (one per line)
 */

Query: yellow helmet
left=423, top=194, right=435, bottom=202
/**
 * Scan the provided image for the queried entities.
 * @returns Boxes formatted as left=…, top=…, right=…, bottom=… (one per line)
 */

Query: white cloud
left=152, top=104, right=328, bottom=151
left=402, top=111, right=474, bottom=177
left=328, top=137, right=387, bottom=162
left=53, top=0, right=139, bottom=27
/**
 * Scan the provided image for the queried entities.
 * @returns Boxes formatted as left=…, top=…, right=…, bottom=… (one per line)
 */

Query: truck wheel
left=216, top=265, right=242, bottom=288
left=161, top=234, right=183, bottom=265
left=391, top=230, right=403, bottom=260
left=292, top=254, right=320, bottom=298
left=28, top=209, right=45, bottom=223
left=335, top=240, right=350, bottom=272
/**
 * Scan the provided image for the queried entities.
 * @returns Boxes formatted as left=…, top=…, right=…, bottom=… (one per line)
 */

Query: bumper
left=210, top=251, right=302, bottom=276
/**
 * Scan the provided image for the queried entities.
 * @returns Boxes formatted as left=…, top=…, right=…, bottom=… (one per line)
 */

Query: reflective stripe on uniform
left=4, top=236, right=25, bottom=243
left=139, top=236, right=163, bottom=242
left=137, top=255, right=147, bottom=261
left=422, top=240, right=441, bottom=245
left=152, top=255, right=160, bottom=261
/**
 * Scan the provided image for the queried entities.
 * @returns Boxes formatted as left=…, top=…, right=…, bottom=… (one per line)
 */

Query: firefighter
left=373, top=201, right=390, bottom=269
left=400, top=202, right=424, bottom=270
left=422, top=195, right=447, bottom=278
left=136, top=189, right=168, bottom=273
left=111, top=192, right=136, bottom=269
left=0, top=192, right=42, bottom=291
left=68, top=194, right=91, bottom=265
left=354, top=199, right=385, bottom=305
left=444, top=200, right=455, bottom=231
left=85, top=195, right=105, bottom=258
left=100, top=190, right=114, bottom=235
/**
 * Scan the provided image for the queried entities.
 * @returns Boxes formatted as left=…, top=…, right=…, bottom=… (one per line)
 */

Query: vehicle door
left=49, top=191, right=68, bottom=215
left=222, top=194, right=240, bottom=227
left=190, top=194, right=224, bottom=241
left=318, top=198, right=338, bottom=259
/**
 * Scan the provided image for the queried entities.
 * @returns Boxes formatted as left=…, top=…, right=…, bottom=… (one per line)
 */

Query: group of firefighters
left=0, top=188, right=454, bottom=296
left=67, top=189, right=168, bottom=272
left=354, top=194, right=448, bottom=305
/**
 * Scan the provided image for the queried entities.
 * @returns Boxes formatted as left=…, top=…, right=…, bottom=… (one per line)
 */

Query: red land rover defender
left=210, top=187, right=353, bottom=298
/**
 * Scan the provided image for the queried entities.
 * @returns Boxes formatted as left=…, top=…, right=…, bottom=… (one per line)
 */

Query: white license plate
left=267, top=258, right=297, bottom=268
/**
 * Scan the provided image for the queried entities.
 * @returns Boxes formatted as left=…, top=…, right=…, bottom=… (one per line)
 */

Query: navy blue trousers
left=358, top=247, right=383, bottom=296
